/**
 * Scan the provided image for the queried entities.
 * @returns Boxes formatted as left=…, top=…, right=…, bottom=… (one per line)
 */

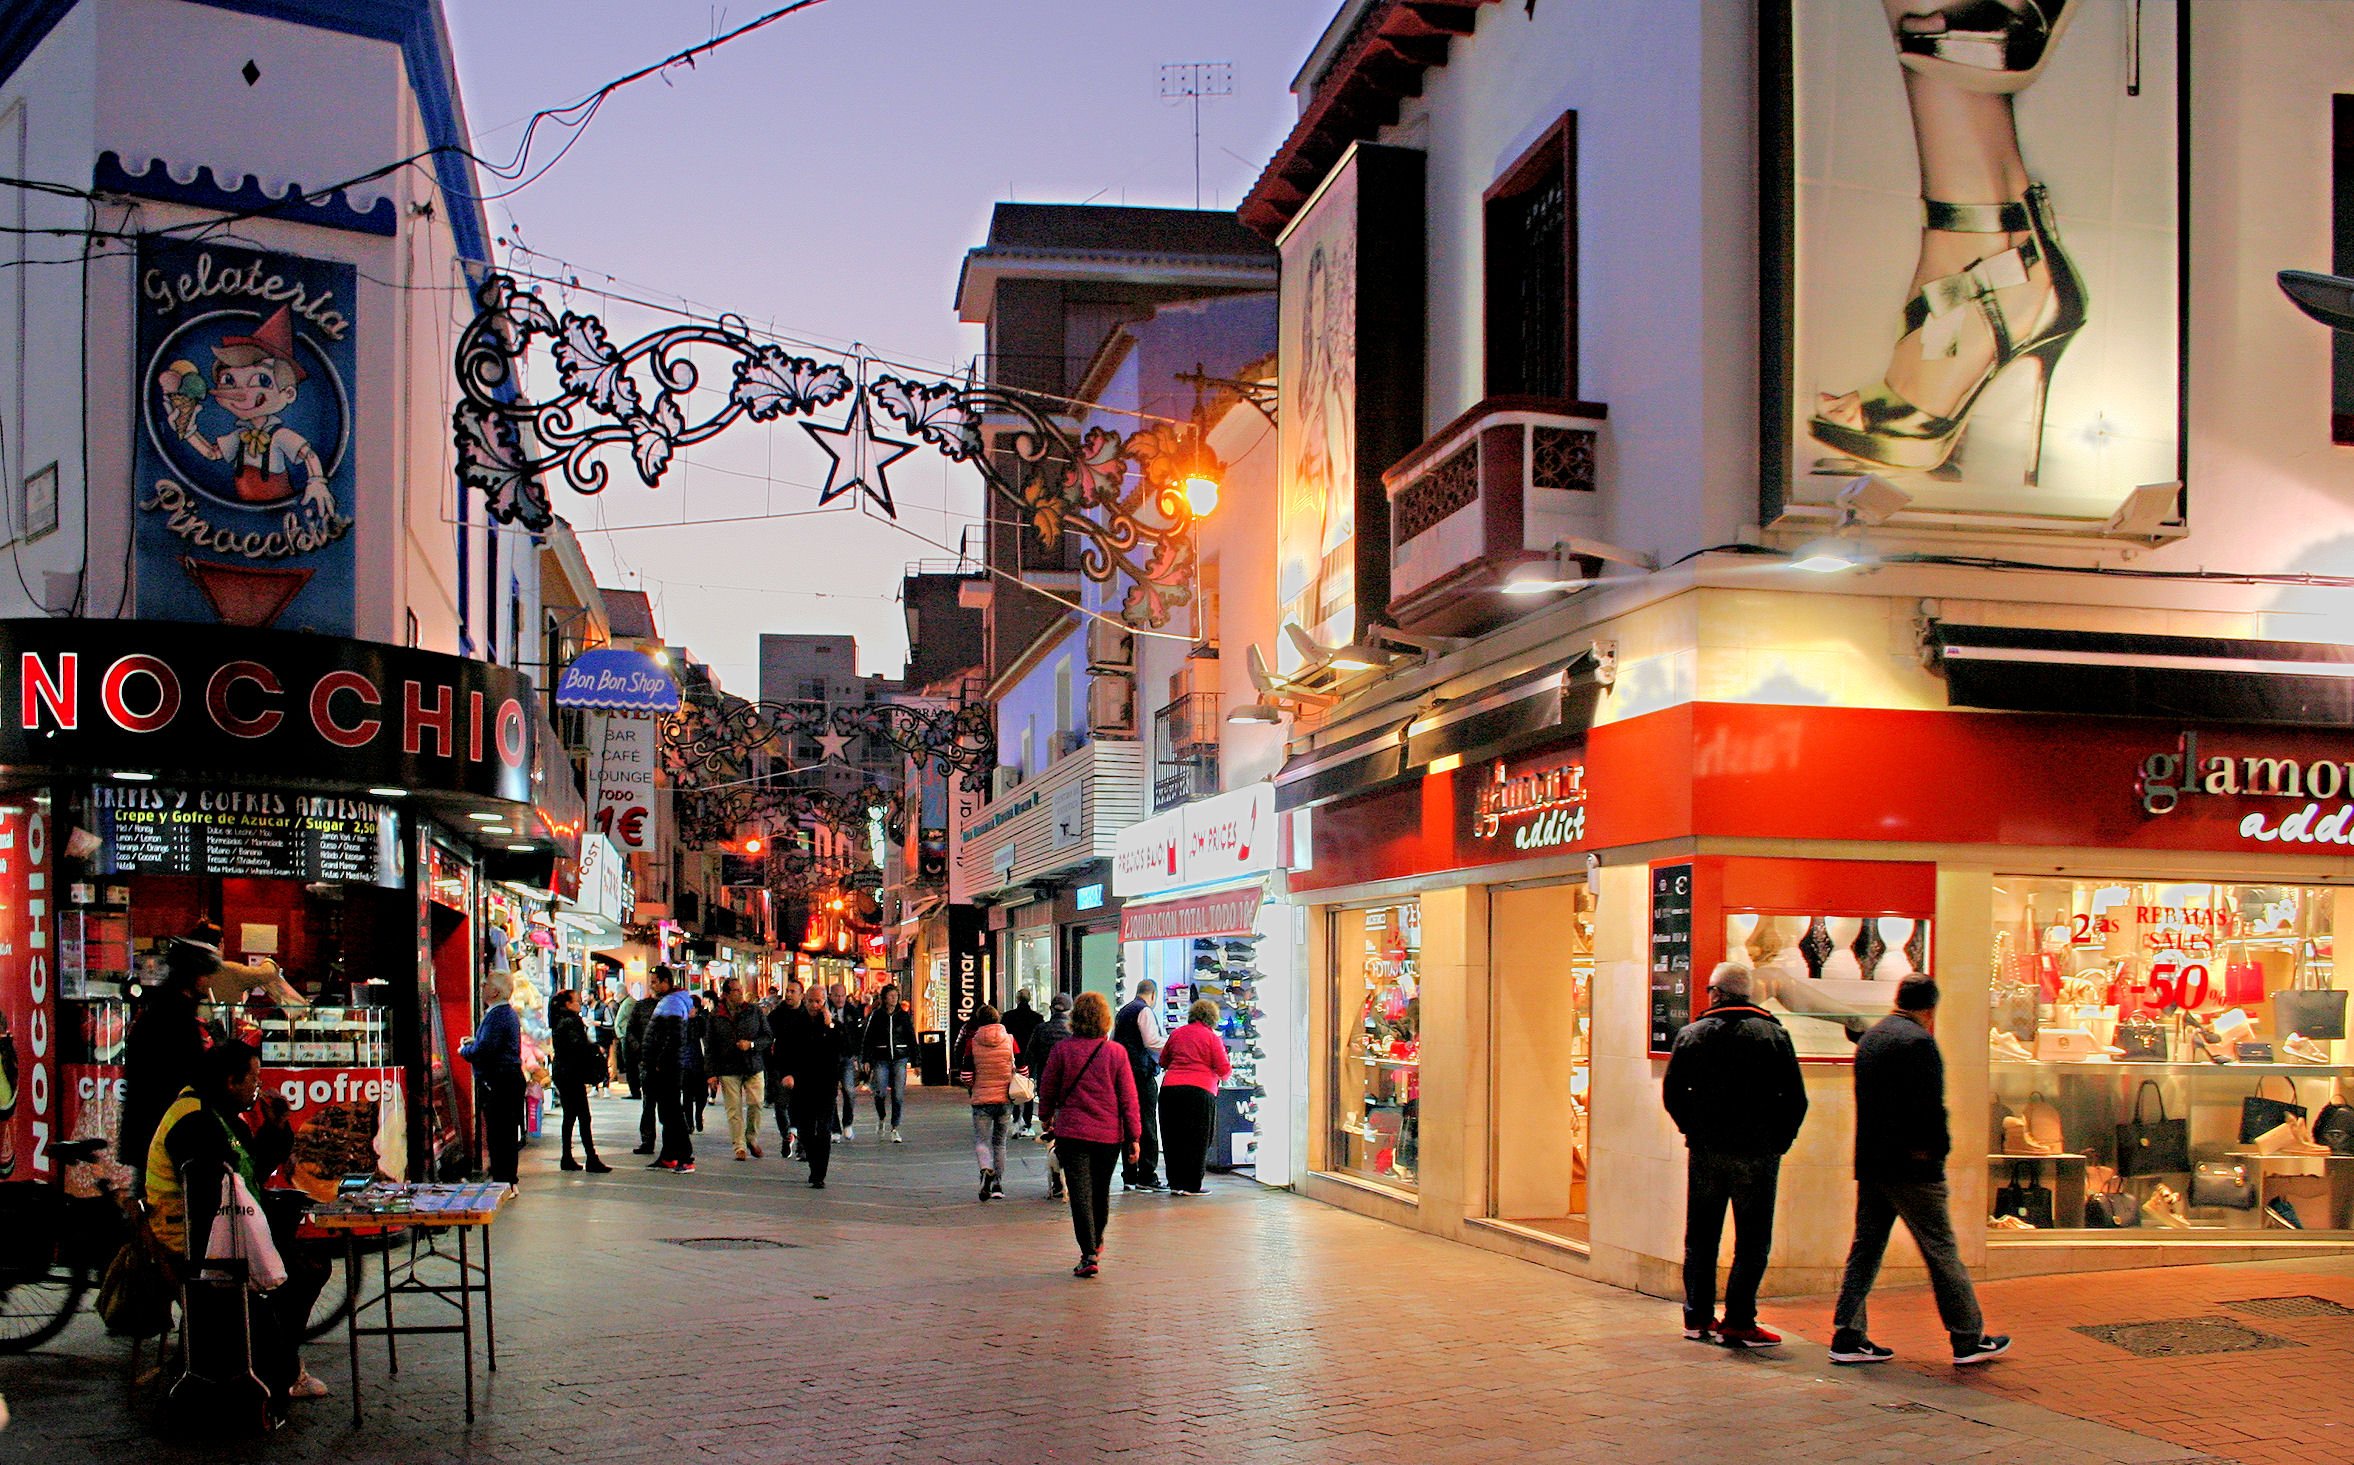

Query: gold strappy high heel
left=1811, top=184, right=2086, bottom=483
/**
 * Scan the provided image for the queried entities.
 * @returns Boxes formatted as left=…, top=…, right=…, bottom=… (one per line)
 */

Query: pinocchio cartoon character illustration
left=157, top=303, right=332, bottom=516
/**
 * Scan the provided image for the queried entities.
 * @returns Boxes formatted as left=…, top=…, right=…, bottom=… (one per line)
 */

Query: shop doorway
left=1488, top=882, right=1595, bottom=1244
left=1071, top=926, right=1120, bottom=1005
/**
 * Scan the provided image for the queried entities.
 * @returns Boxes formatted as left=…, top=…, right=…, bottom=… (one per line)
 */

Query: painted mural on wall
left=1786, top=0, right=2179, bottom=526
left=1276, top=157, right=1358, bottom=674
left=136, top=240, right=356, bottom=633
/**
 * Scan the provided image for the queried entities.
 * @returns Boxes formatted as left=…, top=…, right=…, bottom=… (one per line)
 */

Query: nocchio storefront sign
left=0, top=618, right=537, bottom=804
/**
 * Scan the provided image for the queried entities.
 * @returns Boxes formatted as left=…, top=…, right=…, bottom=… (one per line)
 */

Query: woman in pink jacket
left=964, top=1004, right=1018, bottom=1201
left=1158, top=999, right=1232, bottom=1195
left=1038, top=991, right=1140, bottom=1277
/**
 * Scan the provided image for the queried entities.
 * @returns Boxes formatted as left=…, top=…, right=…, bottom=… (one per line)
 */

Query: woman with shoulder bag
left=1037, top=992, right=1140, bottom=1278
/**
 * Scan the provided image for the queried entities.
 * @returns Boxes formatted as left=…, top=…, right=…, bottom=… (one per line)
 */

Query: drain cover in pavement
left=2073, top=1318, right=2294, bottom=1358
left=1874, top=1403, right=1939, bottom=1416
left=2221, top=1295, right=2354, bottom=1320
left=660, top=1236, right=794, bottom=1251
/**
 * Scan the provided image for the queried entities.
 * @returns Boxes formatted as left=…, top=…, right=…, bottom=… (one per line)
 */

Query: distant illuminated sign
left=1075, top=883, right=1105, bottom=911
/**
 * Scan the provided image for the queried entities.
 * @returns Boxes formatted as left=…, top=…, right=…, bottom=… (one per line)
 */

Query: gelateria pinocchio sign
left=0, top=618, right=538, bottom=806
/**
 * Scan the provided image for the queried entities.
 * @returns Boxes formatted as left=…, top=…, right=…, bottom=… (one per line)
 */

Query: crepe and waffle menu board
left=92, top=784, right=398, bottom=885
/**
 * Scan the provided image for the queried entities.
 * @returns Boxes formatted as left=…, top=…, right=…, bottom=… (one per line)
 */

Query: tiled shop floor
left=1780, top=1255, right=2354, bottom=1465
left=0, top=1088, right=2249, bottom=1463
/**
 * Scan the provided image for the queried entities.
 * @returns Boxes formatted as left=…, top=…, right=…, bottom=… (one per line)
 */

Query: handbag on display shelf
left=1990, top=977, right=2039, bottom=1042
left=2034, top=1027, right=2099, bottom=1062
left=2223, top=942, right=2267, bottom=1007
left=1993, top=1162, right=2055, bottom=1229
left=2313, top=1086, right=2354, bottom=1157
left=2116, top=1080, right=2191, bottom=1177
left=2189, top=1160, right=2258, bottom=1210
left=2239, top=1075, right=2308, bottom=1144
left=2115, top=1014, right=2169, bottom=1061
left=2270, top=940, right=2348, bottom=1040
left=2082, top=1174, right=2140, bottom=1229
left=2236, top=1043, right=2275, bottom=1063
left=2024, top=1091, right=2065, bottom=1151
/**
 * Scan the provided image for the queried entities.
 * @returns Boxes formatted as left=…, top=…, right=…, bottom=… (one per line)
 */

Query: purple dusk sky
left=445, top=0, right=1334, bottom=690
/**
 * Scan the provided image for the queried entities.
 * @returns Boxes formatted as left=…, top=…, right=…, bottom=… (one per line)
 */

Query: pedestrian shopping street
left=7, top=1085, right=2348, bottom=1465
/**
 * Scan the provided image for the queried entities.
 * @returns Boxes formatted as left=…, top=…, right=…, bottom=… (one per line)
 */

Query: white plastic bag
left=204, top=1172, right=287, bottom=1291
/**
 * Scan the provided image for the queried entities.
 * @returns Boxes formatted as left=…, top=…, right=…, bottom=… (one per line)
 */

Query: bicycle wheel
left=299, top=1229, right=398, bottom=1342
left=0, top=1265, right=86, bottom=1353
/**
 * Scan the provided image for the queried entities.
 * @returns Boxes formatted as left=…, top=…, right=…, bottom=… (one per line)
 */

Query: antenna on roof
left=1158, top=61, right=1233, bottom=210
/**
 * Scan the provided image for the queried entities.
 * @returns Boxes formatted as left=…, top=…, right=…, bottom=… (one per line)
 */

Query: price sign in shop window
left=1991, top=879, right=2349, bottom=1063
left=90, top=783, right=401, bottom=888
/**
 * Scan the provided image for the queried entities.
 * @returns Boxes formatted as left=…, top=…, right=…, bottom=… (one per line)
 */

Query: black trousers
left=638, top=1084, right=658, bottom=1150
left=654, top=1065, right=693, bottom=1163
left=558, top=1079, right=600, bottom=1162
left=789, top=1089, right=833, bottom=1183
left=1126, top=1070, right=1162, bottom=1185
left=1683, top=1147, right=1782, bottom=1331
left=1055, top=1137, right=1120, bottom=1259
left=1160, top=1085, right=1215, bottom=1192
left=479, top=1072, right=523, bottom=1183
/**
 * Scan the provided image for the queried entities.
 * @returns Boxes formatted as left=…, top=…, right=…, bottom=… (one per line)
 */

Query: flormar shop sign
left=2138, top=729, right=2354, bottom=846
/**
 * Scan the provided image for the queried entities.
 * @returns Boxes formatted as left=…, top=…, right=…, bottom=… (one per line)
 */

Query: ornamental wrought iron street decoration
left=664, top=693, right=993, bottom=792
left=453, top=272, right=1208, bottom=627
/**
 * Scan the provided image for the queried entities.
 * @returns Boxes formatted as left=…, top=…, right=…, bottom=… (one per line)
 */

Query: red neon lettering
left=311, top=671, right=381, bottom=748
left=100, top=655, right=180, bottom=732
left=205, top=661, right=284, bottom=739
left=403, top=680, right=453, bottom=758
left=20, top=652, right=77, bottom=731
left=469, top=690, right=485, bottom=761
left=497, top=698, right=526, bottom=768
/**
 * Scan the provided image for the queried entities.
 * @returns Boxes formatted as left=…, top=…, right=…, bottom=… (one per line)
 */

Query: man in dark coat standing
left=1828, top=975, right=2010, bottom=1368
left=1663, top=962, right=1807, bottom=1348
left=774, top=987, right=837, bottom=1188
left=628, top=972, right=662, bottom=1154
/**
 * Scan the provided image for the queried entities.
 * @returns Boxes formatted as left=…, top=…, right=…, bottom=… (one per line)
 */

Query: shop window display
left=1490, top=884, right=1594, bottom=1241
left=1159, top=936, right=1269, bottom=1171
left=1332, top=901, right=1420, bottom=1190
left=1987, top=879, right=2354, bottom=1236
left=1726, top=912, right=1933, bottom=1059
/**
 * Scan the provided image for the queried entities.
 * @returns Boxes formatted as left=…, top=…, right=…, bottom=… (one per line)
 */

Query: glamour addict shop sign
left=0, top=619, right=538, bottom=805
left=2138, top=729, right=2354, bottom=847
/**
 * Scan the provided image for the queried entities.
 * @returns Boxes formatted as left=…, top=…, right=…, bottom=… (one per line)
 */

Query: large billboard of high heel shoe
left=1767, top=0, right=2181, bottom=528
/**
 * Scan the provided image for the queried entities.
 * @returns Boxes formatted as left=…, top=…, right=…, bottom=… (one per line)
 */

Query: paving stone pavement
left=0, top=1086, right=2227, bottom=1464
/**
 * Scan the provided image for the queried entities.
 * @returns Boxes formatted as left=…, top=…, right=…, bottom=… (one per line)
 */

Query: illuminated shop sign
left=1467, top=756, right=1589, bottom=851
left=2138, top=730, right=2354, bottom=845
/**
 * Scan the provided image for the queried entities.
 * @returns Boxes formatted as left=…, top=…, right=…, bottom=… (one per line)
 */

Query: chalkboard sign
left=93, top=785, right=398, bottom=887
left=1649, top=862, right=1694, bottom=1052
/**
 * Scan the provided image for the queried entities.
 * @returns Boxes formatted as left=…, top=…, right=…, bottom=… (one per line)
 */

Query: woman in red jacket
left=1037, top=991, right=1140, bottom=1277
left=1158, top=999, right=1232, bottom=1196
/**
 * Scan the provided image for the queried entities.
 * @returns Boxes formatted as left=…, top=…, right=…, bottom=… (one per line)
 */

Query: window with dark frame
left=1485, top=113, right=1577, bottom=401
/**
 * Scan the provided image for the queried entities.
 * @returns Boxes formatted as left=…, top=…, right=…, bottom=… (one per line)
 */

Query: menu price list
left=1649, top=863, right=1694, bottom=1052
left=98, top=790, right=385, bottom=883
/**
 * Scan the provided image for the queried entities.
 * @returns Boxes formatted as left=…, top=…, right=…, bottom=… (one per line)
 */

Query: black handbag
left=2314, top=1099, right=2354, bottom=1157
left=2083, top=1176, right=2140, bottom=1229
left=2189, top=1160, right=2257, bottom=1210
left=2115, top=1014, right=2168, bottom=1061
left=2116, top=1080, right=2190, bottom=1176
left=2271, top=942, right=2347, bottom=1039
left=2239, top=1075, right=2308, bottom=1144
left=1993, top=1162, right=2054, bottom=1228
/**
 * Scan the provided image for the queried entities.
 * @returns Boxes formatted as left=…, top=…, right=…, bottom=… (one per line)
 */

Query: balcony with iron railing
left=1151, top=691, right=1222, bottom=812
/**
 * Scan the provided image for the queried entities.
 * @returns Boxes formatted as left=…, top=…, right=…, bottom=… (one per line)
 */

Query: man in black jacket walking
left=628, top=973, right=662, bottom=1154
left=1664, top=963, right=1807, bottom=1348
left=1829, top=975, right=2009, bottom=1368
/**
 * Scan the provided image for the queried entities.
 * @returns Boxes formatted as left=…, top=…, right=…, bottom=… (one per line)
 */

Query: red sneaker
left=676, top=1161, right=697, bottom=1174
left=1717, top=1324, right=1783, bottom=1349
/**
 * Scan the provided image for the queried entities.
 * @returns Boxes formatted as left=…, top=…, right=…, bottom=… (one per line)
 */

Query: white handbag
left=205, top=1172, right=287, bottom=1292
left=1007, top=1071, right=1037, bottom=1105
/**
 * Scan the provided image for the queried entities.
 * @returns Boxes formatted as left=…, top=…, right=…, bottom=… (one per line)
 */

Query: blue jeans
left=870, top=1058, right=907, bottom=1128
left=836, top=1056, right=861, bottom=1132
left=972, top=1102, right=1009, bottom=1176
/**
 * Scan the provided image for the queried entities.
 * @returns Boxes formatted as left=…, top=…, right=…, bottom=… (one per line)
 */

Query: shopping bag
left=204, top=1173, right=286, bottom=1292
left=2116, top=1080, right=2189, bottom=1177
left=96, top=1235, right=175, bottom=1339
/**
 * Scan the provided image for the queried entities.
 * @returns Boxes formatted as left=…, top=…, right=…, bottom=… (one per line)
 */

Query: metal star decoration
left=813, top=728, right=854, bottom=764
left=801, top=396, right=914, bottom=516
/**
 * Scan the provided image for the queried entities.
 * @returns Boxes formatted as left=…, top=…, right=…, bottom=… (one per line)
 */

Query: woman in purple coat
left=1037, top=991, right=1141, bottom=1278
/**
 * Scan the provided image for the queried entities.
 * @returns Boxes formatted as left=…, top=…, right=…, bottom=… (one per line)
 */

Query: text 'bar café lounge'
left=0, top=618, right=580, bottom=1196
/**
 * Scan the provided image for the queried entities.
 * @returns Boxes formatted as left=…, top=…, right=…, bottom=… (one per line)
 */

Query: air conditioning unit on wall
left=1087, top=617, right=1135, bottom=671
left=1088, top=674, right=1135, bottom=735
left=992, top=764, right=1024, bottom=798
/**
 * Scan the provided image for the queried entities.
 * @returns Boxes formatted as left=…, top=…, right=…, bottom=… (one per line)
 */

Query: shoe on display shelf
left=2266, top=1197, right=2305, bottom=1230
left=2283, top=1033, right=2331, bottom=1065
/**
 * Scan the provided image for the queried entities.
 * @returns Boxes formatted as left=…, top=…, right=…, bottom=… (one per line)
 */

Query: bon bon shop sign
left=0, top=618, right=538, bottom=804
